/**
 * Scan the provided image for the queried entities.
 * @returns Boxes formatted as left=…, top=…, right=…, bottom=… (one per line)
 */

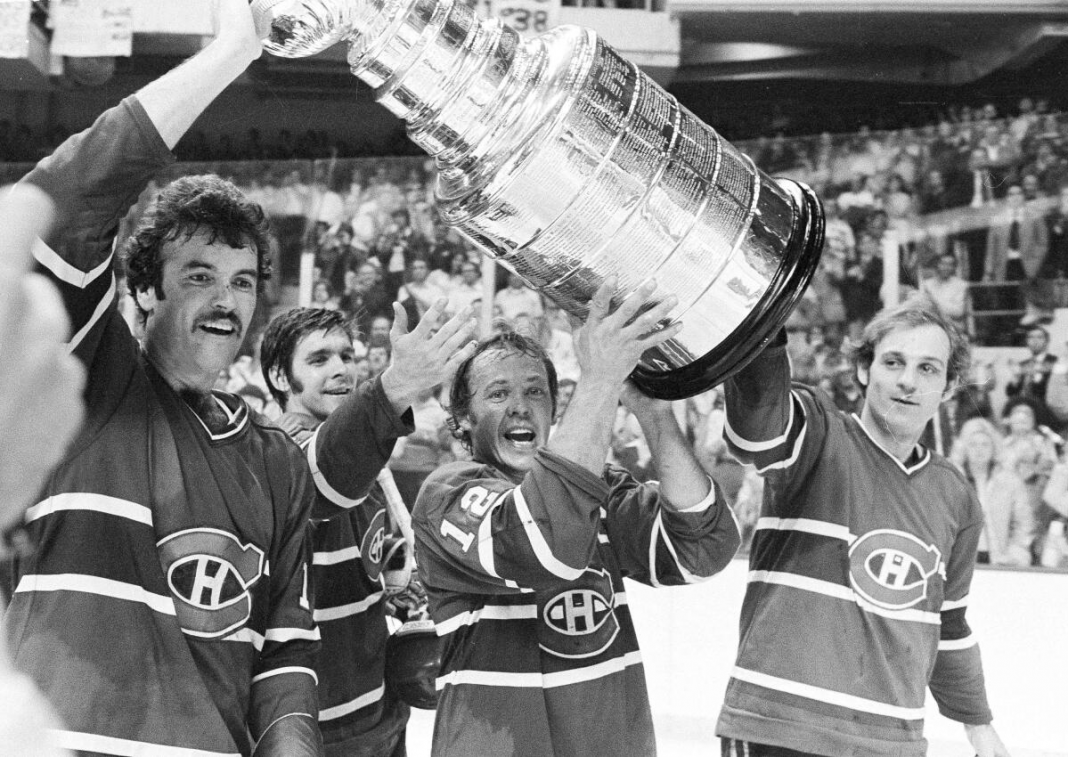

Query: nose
left=212, top=281, right=238, bottom=310
left=507, top=394, right=532, bottom=417
left=897, top=365, right=918, bottom=393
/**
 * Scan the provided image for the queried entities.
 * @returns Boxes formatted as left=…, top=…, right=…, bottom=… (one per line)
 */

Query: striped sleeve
left=248, top=450, right=321, bottom=741
left=929, top=507, right=992, bottom=725
left=601, top=467, right=740, bottom=587
left=412, top=451, right=606, bottom=595
left=22, top=96, right=173, bottom=366
left=304, top=378, right=414, bottom=521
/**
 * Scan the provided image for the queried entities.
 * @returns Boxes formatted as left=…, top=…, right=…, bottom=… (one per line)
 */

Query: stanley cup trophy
left=251, top=0, right=824, bottom=399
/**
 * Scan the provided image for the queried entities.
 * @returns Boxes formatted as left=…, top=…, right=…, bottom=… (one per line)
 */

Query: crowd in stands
left=14, top=95, right=1068, bottom=570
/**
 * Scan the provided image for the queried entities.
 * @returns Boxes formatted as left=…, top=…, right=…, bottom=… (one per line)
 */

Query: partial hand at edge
left=965, top=723, right=1011, bottom=757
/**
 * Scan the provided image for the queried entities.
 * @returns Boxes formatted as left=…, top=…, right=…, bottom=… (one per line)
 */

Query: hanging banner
left=481, top=0, right=560, bottom=38
left=51, top=0, right=133, bottom=57
left=0, top=0, right=30, bottom=59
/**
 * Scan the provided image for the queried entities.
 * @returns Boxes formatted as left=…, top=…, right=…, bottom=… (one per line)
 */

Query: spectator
left=984, top=183, right=1049, bottom=284
left=444, top=258, right=482, bottom=316
left=1002, top=396, right=1059, bottom=562
left=1040, top=448, right=1068, bottom=567
left=949, top=417, right=1034, bottom=566
left=397, top=256, right=446, bottom=325
left=311, top=278, right=341, bottom=310
left=341, top=261, right=392, bottom=337
left=1005, top=325, right=1058, bottom=410
left=388, top=386, right=456, bottom=507
left=494, top=271, right=544, bottom=322
left=1041, top=184, right=1068, bottom=280
left=367, top=343, right=391, bottom=378
left=920, top=252, right=970, bottom=331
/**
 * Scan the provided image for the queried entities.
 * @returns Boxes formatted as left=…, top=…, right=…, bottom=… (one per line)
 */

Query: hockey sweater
left=6, top=97, right=319, bottom=756
left=715, top=339, right=992, bottom=757
left=413, top=449, right=740, bottom=757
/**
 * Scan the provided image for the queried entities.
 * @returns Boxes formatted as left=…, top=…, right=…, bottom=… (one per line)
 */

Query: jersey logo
left=361, top=508, right=387, bottom=581
left=158, top=528, right=265, bottom=638
left=537, top=568, right=619, bottom=659
left=848, top=529, right=942, bottom=610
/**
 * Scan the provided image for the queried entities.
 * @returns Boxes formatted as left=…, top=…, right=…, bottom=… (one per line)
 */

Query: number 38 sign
left=480, top=0, right=561, bottom=37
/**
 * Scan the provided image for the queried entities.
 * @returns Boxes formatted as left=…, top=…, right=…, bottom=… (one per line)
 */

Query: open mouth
left=198, top=319, right=239, bottom=337
left=503, top=429, right=537, bottom=448
left=323, top=387, right=353, bottom=396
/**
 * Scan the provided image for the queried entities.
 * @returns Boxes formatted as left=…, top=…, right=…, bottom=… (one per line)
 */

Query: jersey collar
left=850, top=413, right=930, bottom=475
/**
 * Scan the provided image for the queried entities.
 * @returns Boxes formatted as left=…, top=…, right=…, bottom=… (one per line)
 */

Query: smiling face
left=281, top=327, right=357, bottom=421
left=138, top=229, right=258, bottom=392
left=462, top=348, right=554, bottom=480
left=857, top=324, right=952, bottom=449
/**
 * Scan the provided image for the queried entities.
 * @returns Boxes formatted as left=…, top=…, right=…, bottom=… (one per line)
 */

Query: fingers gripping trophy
left=252, top=0, right=824, bottom=398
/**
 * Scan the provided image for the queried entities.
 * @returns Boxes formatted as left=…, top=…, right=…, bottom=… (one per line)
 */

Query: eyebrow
left=882, top=350, right=946, bottom=366
left=181, top=259, right=258, bottom=279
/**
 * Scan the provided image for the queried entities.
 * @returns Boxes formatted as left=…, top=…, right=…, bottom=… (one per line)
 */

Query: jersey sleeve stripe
left=434, top=603, right=539, bottom=636
left=67, top=274, right=116, bottom=353
left=675, top=475, right=717, bottom=513
left=33, top=238, right=113, bottom=289
left=251, top=666, right=319, bottom=686
left=26, top=493, right=153, bottom=526
left=755, top=517, right=855, bottom=542
left=51, top=729, right=240, bottom=757
left=649, top=512, right=707, bottom=587
left=730, top=666, right=927, bottom=720
left=221, top=627, right=266, bottom=650
left=753, top=418, right=808, bottom=474
left=941, top=596, right=969, bottom=610
left=305, top=426, right=368, bottom=510
left=313, top=591, right=383, bottom=622
left=513, top=486, right=586, bottom=581
left=723, top=391, right=798, bottom=452
left=312, top=545, right=361, bottom=565
left=318, top=683, right=386, bottom=721
left=938, top=635, right=977, bottom=651
left=264, top=627, right=321, bottom=643
left=15, top=573, right=176, bottom=615
left=748, top=570, right=941, bottom=624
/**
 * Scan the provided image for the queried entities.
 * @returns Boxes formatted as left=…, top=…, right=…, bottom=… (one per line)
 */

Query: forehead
left=162, top=228, right=257, bottom=272
left=294, top=327, right=352, bottom=359
left=468, top=348, right=548, bottom=391
left=873, top=324, right=951, bottom=361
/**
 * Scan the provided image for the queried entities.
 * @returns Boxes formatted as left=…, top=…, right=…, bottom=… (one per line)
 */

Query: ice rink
left=403, top=559, right=1068, bottom=756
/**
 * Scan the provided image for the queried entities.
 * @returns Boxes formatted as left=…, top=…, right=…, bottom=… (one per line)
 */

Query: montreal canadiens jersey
left=715, top=340, right=992, bottom=757
left=412, top=449, right=739, bottom=757
left=280, top=388, right=413, bottom=753
left=7, top=97, right=320, bottom=756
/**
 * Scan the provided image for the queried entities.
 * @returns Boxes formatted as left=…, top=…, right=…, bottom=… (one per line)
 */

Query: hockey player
left=412, top=278, right=741, bottom=757
left=4, top=3, right=324, bottom=754
left=715, top=302, right=1010, bottom=757
left=260, top=301, right=476, bottom=756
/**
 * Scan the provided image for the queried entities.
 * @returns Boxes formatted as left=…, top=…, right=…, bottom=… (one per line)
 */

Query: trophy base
left=630, top=179, right=825, bottom=400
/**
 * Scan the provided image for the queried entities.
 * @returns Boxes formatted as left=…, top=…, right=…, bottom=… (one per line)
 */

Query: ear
left=268, top=365, right=291, bottom=396
left=855, top=363, right=869, bottom=390
left=135, top=286, right=158, bottom=319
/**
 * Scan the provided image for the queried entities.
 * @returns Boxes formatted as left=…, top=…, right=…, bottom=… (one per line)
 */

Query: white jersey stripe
left=938, top=635, right=977, bottom=651
left=50, top=729, right=239, bottom=757
left=319, top=683, right=386, bottom=721
left=32, top=237, right=113, bottom=289
left=754, top=418, right=808, bottom=474
left=304, top=426, right=367, bottom=510
left=749, top=570, right=940, bottom=624
left=313, top=545, right=361, bottom=565
left=221, top=627, right=265, bottom=650
left=723, top=391, right=798, bottom=452
left=15, top=573, right=175, bottom=615
left=26, top=493, right=153, bottom=527
left=67, top=274, right=116, bottom=354
left=264, top=626, right=320, bottom=643
left=435, top=651, right=643, bottom=691
left=251, top=666, right=318, bottom=685
left=434, top=604, right=539, bottom=636
left=941, top=596, right=968, bottom=611
left=477, top=495, right=505, bottom=579
left=649, top=512, right=707, bottom=587
left=512, top=486, right=584, bottom=581
left=313, top=591, right=383, bottom=622
left=731, top=666, right=926, bottom=720
left=755, top=517, right=855, bottom=542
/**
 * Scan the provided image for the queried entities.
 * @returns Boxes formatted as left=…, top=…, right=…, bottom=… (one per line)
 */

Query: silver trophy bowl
left=252, top=0, right=824, bottom=399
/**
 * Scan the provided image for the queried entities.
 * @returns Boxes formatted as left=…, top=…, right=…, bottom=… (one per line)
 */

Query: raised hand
left=380, top=298, right=478, bottom=412
left=0, top=184, right=86, bottom=531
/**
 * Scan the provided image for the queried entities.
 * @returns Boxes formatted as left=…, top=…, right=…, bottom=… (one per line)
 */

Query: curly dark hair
left=446, top=328, right=558, bottom=451
left=123, top=174, right=272, bottom=322
left=260, top=307, right=355, bottom=409
left=848, top=300, right=970, bottom=391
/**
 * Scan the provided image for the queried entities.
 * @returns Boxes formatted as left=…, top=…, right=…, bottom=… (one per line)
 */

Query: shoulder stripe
left=731, top=666, right=926, bottom=720
left=513, top=486, right=585, bottom=581
left=748, top=570, right=940, bottom=624
left=305, top=426, right=368, bottom=510
left=755, top=517, right=855, bottom=542
left=26, top=493, right=153, bottom=527
left=33, top=237, right=113, bottom=289
left=15, top=573, right=175, bottom=615
left=251, top=666, right=318, bottom=686
left=319, top=683, right=386, bottom=722
left=941, top=596, right=968, bottom=611
left=313, top=591, right=383, bottom=622
left=477, top=492, right=508, bottom=579
left=938, top=635, right=977, bottom=652
left=313, top=545, right=361, bottom=565
left=436, top=650, right=643, bottom=691
left=50, top=729, right=239, bottom=757
left=723, top=391, right=799, bottom=452
left=264, top=626, right=321, bottom=643
left=434, top=603, right=538, bottom=636
left=67, top=274, right=116, bottom=353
